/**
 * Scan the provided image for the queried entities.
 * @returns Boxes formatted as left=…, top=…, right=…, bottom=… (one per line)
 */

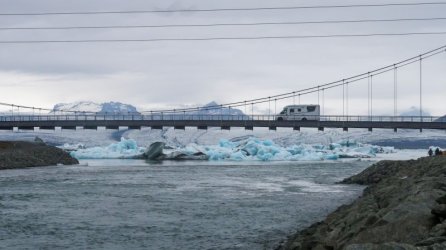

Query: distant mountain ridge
left=436, top=115, right=446, bottom=122
left=51, top=101, right=139, bottom=114
left=192, top=101, right=245, bottom=116
left=399, top=106, right=431, bottom=116
left=50, top=101, right=246, bottom=116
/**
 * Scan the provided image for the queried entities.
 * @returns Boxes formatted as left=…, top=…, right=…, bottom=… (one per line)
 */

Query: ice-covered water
left=0, top=160, right=368, bottom=250
left=68, top=137, right=395, bottom=161
left=69, top=138, right=145, bottom=159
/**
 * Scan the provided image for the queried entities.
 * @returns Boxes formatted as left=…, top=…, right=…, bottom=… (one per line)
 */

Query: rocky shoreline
left=0, top=141, right=78, bottom=170
left=279, top=156, right=446, bottom=250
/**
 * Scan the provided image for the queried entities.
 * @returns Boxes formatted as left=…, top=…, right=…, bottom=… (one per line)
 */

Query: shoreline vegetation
left=0, top=140, right=78, bottom=170
left=278, top=156, right=446, bottom=250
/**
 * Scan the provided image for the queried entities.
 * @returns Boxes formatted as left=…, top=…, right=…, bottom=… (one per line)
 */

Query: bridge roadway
left=0, top=115, right=445, bottom=131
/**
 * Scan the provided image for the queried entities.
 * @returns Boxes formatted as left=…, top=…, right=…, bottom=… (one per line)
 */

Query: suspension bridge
left=1, top=45, right=445, bottom=132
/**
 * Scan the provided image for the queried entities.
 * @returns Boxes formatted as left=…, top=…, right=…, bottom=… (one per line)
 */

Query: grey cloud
left=0, top=0, right=445, bottom=115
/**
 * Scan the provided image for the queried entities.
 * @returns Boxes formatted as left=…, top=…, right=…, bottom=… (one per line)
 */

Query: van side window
left=307, top=106, right=316, bottom=112
left=297, top=108, right=302, bottom=112
left=289, top=109, right=294, bottom=113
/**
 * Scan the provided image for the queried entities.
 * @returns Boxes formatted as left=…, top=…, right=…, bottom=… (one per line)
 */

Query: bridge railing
left=0, top=114, right=444, bottom=122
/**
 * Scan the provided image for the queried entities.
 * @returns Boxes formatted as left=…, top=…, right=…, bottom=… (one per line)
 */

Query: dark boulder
left=436, top=195, right=446, bottom=204
left=143, top=142, right=165, bottom=160
left=432, top=204, right=446, bottom=217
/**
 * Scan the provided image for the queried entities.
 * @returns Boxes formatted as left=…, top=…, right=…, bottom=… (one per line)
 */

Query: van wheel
left=277, top=117, right=284, bottom=121
left=301, top=118, right=307, bottom=121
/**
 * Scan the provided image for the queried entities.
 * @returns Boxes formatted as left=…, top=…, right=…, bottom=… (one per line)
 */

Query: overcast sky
left=0, top=0, right=445, bottom=115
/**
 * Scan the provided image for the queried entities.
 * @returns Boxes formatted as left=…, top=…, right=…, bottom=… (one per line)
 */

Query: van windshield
left=280, top=108, right=287, bottom=115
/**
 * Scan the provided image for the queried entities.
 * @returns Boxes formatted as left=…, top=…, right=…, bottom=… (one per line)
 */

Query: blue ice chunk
left=230, top=151, right=247, bottom=161
left=219, top=139, right=238, bottom=148
left=70, top=137, right=144, bottom=159
left=324, top=154, right=339, bottom=160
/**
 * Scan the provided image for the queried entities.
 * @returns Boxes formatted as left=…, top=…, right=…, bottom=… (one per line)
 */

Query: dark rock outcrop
left=0, top=141, right=78, bottom=170
left=279, top=157, right=446, bottom=250
left=144, top=142, right=166, bottom=160
left=142, top=141, right=209, bottom=161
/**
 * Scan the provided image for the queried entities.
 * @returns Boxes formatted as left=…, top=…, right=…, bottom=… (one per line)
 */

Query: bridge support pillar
left=39, top=126, right=55, bottom=130
left=293, top=127, right=300, bottom=131
left=84, top=126, right=97, bottom=130
left=318, top=127, right=324, bottom=131
left=106, top=126, right=119, bottom=130
left=18, top=126, right=35, bottom=131
left=343, top=127, right=348, bottom=132
left=245, top=126, right=253, bottom=131
left=394, top=128, right=398, bottom=133
left=269, top=126, right=276, bottom=131
left=368, top=128, right=373, bottom=132
left=221, top=126, right=230, bottom=130
left=419, top=128, right=423, bottom=132
left=62, top=126, right=76, bottom=130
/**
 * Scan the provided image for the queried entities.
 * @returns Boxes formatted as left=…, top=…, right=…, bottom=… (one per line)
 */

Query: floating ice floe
left=69, top=137, right=145, bottom=159
left=67, top=137, right=395, bottom=161
left=170, top=138, right=395, bottom=161
left=60, top=143, right=86, bottom=152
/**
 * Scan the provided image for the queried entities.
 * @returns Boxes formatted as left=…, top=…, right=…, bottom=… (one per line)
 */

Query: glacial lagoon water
left=0, top=160, right=370, bottom=249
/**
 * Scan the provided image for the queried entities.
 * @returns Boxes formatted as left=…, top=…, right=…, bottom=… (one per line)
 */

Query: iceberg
left=168, top=138, right=394, bottom=162
left=59, top=143, right=86, bottom=151
left=68, top=137, right=396, bottom=161
left=70, top=137, right=145, bottom=159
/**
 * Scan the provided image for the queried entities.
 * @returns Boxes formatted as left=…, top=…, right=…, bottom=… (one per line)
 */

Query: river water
left=0, top=160, right=369, bottom=250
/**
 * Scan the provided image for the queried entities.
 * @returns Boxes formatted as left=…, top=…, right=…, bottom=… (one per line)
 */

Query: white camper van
left=276, top=105, right=320, bottom=121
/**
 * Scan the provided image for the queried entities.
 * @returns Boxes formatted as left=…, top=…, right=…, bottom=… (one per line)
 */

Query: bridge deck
left=0, top=115, right=445, bottom=131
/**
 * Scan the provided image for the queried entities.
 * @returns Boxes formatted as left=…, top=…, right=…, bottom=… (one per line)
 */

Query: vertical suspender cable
left=367, top=74, right=370, bottom=118
left=394, top=66, right=398, bottom=117
left=293, top=92, right=296, bottom=105
left=395, top=68, right=398, bottom=117
left=393, top=64, right=396, bottom=117
left=419, top=55, right=423, bottom=120
left=342, top=79, right=345, bottom=117
left=322, top=89, right=325, bottom=116
left=275, top=99, right=277, bottom=115
left=370, top=75, right=373, bottom=118
left=268, top=97, right=271, bottom=118
left=298, top=94, right=301, bottom=105
left=345, top=82, right=348, bottom=117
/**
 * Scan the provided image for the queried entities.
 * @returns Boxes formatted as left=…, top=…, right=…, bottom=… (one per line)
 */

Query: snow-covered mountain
left=192, top=101, right=245, bottom=116
left=399, top=106, right=431, bottom=116
left=51, top=101, right=139, bottom=114
left=100, top=102, right=139, bottom=114
left=436, top=115, right=446, bottom=122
